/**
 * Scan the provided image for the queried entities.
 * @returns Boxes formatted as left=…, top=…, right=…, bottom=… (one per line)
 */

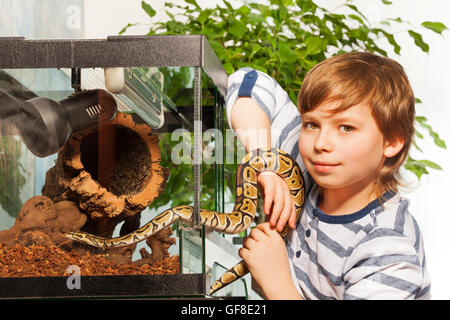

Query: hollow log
left=42, top=112, right=170, bottom=239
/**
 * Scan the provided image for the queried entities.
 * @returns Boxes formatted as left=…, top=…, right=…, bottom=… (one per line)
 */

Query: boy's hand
left=258, top=171, right=297, bottom=232
left=239, top=222, right=302, bottom=299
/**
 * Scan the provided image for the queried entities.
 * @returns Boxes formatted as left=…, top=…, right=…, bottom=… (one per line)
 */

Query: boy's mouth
left=311, top=161, right=340, bottom=173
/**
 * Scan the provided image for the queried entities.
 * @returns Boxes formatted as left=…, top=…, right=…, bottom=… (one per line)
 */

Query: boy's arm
left=230, top=97, right=297, bottom=231
left=230, top=97, right=271, bottom=150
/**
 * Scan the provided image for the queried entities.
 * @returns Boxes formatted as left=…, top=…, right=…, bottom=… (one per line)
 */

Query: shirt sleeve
left=343, top=229, right=429, bottom=300
left=225, top=67, right=279, bottom=130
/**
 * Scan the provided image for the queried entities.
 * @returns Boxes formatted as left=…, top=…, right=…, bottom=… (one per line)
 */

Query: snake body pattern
left=64, top=147, right=305, bottom=295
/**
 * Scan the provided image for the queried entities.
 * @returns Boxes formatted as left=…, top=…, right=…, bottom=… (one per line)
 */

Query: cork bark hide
left=42, top=112, right=170, bottom=239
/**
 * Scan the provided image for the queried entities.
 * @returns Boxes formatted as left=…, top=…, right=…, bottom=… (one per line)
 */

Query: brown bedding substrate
left=0, top=242, right=178, bottom=278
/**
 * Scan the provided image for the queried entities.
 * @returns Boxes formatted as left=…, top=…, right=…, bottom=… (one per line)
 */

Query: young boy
left=227, top=52, right=430, bottom=299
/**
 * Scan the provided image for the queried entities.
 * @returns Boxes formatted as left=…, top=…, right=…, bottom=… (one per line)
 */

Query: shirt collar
left=307, top=184, right=397, bottom=224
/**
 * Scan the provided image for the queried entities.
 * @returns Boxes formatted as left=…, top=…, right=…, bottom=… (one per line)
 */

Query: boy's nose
left=314, top=129, right=333, bottom=152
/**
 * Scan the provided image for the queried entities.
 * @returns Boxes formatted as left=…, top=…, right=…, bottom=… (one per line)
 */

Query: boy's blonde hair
left=297, top=52, right=415, bottom=198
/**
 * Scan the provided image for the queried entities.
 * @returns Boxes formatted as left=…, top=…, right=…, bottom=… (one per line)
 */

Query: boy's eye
left=303, top=122, right=318, bottom=130
left=339, top=125, right=354, bottom=133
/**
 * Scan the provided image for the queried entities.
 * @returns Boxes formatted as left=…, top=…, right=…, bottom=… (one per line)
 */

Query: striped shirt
left=226, top=68, right=431, bottom=300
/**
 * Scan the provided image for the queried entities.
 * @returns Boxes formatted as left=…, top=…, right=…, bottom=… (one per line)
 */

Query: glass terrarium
left=0, top=35, right=248, bottom=298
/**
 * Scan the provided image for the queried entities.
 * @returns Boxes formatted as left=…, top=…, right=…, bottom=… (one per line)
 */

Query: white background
left=82, top=0, right=450, bottom=299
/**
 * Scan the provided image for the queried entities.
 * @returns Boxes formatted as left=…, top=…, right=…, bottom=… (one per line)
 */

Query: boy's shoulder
left=228, top=67, right=277, bottom=85
left=353, top=193, right=423, bottom=256
left=342, top=193, right=430, bottom=299
left=372, top=194, right=418, bottom=238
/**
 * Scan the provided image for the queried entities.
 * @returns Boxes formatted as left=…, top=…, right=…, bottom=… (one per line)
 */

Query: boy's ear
left=383, top=137, right=405, bottom=158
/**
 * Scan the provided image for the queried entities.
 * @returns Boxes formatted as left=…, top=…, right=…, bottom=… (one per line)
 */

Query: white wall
left=83, top=0, right=450, bottom=299
left=380, top=0, right=450, bottom=301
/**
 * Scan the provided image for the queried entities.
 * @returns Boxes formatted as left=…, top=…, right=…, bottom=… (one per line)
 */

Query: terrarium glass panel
left=0, top=66, right=215, bottom=280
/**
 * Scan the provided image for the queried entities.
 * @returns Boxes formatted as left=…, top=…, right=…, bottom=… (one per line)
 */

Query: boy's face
left=298, top=101, right=393, bottom=193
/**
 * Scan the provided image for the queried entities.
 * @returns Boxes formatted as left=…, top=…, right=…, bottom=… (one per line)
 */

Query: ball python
left=64, top=147, right=305, bottom=295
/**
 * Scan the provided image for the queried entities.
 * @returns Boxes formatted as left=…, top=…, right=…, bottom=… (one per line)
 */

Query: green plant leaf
left=412, top=139, right=423, bottom=153
left=415, top=129, right=424, bottom=139
left=223, top=62, right=234, bottom=74
left=421, top=21, right=448, bottom=34
left=408, top=30, right=429, bottom=52
left=228, top=19, right=247, bottom=39
left=185, top=0, right=200, bottom=9
left=376, top=29, right=401, bottom=54
left=304, top=36, right=326, bottom=56
left=279, top=42, right=298, bottom=63
left=237, top=5, right=251, bottom=16
left=405, top=157, right=442, bottom=181
left=297, top=0, right=317, bottom=13
left=345, top=4, right=368, bottom=22
left=348, top=14, right=364, bottom=25
left=119, top=23, right=139, bottom=35
left=417, top=160, right=442, bottom=170
left=141, top=1, right=156, bottom=17
left=416, top=116, right=447, bottom=149
left=404, top=157, right=428, bottom=180
left=197, top=9, right=211, bottom=24
left=222, top=0, right=233, bottom=10
left=389, top=17, right=403, bottom=23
